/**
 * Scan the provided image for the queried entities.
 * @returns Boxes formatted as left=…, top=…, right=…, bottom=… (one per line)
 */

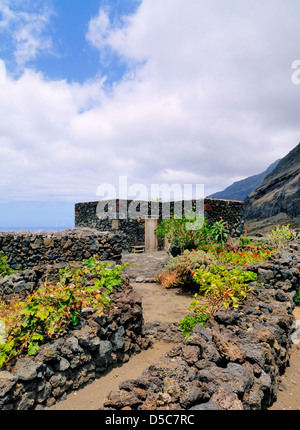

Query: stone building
left=75, top=198, right=244, bottom=252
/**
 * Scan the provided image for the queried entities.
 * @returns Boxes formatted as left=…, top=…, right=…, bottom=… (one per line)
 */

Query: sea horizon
left=0, top=226, right=73, bottom=232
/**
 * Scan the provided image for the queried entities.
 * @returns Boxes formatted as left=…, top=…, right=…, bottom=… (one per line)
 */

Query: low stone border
left=0, top=283, right=151, bottom=410
left=103, top=242, right=300, bottom=410
left=0, top=268, right=40, bottom=303
left=0, top=261, right=107, bottom=303
left=1, top=242, right=300, bottom=410
left=0, top=228, right=122, bottom=271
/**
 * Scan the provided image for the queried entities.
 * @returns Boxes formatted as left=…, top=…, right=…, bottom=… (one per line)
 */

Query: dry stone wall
left=104, top=242, right=300, bottom=410
left=75, top=198, right=245, bottom=251
left=0, top=228, right=122, bottom=271
left=0, top=283, right=151, bottom=410
left=0, top=262, right=86, bottom=303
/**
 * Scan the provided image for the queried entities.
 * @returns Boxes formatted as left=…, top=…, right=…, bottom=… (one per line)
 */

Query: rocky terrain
left=209, top=159, right=280, bottom=202
left=243, top=143, right=300, bottom=220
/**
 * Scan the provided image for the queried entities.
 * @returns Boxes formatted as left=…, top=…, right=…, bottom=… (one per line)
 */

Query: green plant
left=238, top=236, right=252, bottom=246
left=156, top=211, right=205, bottom=252
left=179, top=265, right=257, bottom=339
left=206, top=244, right=274, bottom=266
left=0, top=252, right=16, bottom=277
left=156, top=213, right=231, bottom=253
left=193, top=265, right=257, bottom=309
left=166, top=249, right=216, bottom=272
left=295, top=285, right=300, bottom=306
left=0, top=256, right=129, bottom=369
left=179, top=311, right=210, bottom=339
left=209, top=219, right=229, bottom=245
left=266, top=224, right=299, bottom=249
left=161, top=249, right=217, bottom=288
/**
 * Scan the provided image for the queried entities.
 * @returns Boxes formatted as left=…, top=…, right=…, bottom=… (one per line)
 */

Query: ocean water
left=0, top=226, right=73, bottom=232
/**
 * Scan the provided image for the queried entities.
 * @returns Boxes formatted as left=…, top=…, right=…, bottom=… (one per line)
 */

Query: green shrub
left=237, top=236, right=252, bottom=246
left=0, top=256, right=129, bottom=369
left=161, top=249, right=217, bottom=288
left=179, top=266, right=257, bottom=338
left=179, top=312, right=210, bottom=339
left=156, top=211, right=204, bottom=251
left=166, top=249, right=217, bottom=273
left=209, top=219, right=229, bottom=245
left=266, top=224, right=299, bottom=249
left=156, top=212, right=230, bottom=252
left=193, top=265, right=257, bottom=308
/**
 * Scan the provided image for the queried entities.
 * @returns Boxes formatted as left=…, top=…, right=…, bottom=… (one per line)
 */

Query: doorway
left=145, top=218, right=158, bottom=251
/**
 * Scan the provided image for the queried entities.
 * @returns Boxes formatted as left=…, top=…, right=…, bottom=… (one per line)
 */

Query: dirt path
left=49, top=250, right=300, bottom=410
left=50, top=251, right=194, bottom=410
left=49, top=340, right=175, bottom=410
left=268, top=307, right=300, bottom=410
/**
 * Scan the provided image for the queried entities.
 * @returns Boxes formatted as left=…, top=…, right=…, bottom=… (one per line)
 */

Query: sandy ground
left=51, top=294, right=300, bottom=411
left=132, top=281, right=194, bottom=322
left=49, top=281, right=194, bottom=410
left=268, top=307, right=300, bottom=410
left=48, top=249, right=300, bottom=411
left=49, top=340, right=175, bottom=410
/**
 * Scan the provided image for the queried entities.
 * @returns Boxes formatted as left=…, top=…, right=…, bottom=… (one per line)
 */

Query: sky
left=0, top=0, right=300, bottom=228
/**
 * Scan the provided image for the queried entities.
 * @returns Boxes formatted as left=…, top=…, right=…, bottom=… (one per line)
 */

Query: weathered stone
left=17, top=392, right=36, bottom=410
left=198, top=363, right=253, bottom=396
left=179, top=382, right=204, bottom=409
left=104, top=390, right=142, bottom=409
left=73, top=326, right=100, bottom=351
left=182, top=346, right=200, bottom=364
left=43, top=237, right=54, bottom=248
left=37, top=339, right=64, bottom=362
left=36, top=381, right=52, bottom=403
left=190, top=387, right=244, bottom=410
left=49, top=373, right=67, bottom=388
left=69, top=351, right=91, bottom=369
left=111, top=326, right=125, bottom=351
left=0, top=371, right=17, bottom=397
left=61, top=336, right=83, bottom=355
left=14, top=358, right=44, bottom=381
left=212, top=332, right=247, bottom=363
left=257, top=268, right=274, bottom=284
left=54, top=357, right=70, bottom=372
left=251, top=327, right=276, bottom=346
left=274, top=280, right=293, bottom=291
left=30, top=238, right=42, bottom=250
left=275, top=289, right=291, bottom=302
left=214, top=308, right=241, bottom=325
left=89, top=238, right=100, bottom=252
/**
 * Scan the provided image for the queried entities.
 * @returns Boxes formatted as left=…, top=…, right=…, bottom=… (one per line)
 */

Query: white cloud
left=0, top=59, right=6, bottom=84
left=0, top=1, right=54, bottom=67
left=1, top=0, right=300, bottom=204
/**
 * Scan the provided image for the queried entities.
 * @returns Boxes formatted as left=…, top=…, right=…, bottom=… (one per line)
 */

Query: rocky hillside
left=243, top=142, right=300, bottom=220
left=209, top=159, right=280, bottom=201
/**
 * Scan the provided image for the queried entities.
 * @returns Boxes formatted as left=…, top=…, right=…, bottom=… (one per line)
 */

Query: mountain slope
left=209, top=159, right=280, bottom=201
left=243, top=143, right=300, bottom=220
